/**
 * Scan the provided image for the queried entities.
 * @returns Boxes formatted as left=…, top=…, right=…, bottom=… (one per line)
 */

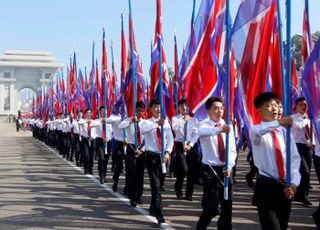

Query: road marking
left=39, top=141, right=175, bottom=230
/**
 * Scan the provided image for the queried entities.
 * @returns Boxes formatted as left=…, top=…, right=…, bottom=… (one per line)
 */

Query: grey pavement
left=0, top=123, right=318, bottom=229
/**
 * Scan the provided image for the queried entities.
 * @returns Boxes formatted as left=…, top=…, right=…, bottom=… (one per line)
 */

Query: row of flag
left=32, top=0, right=319, bottom=147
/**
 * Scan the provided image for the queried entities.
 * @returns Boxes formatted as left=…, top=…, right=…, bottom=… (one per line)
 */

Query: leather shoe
left=136, top=197, right=143, bottom=205
left=130, top=199, right=137, bottom=207
left=176, top=192, right=183, bottom=200
left=185, top=196, right=193, bottom=201
left=245, top=175, right=254, bottom=188
left=112, top=182, right=118, bottom=192
left=157, top=216, right=165, bottom=224
left=99, top=177, right=104, bottom=184
left=312, top=212, right=320, bottom=229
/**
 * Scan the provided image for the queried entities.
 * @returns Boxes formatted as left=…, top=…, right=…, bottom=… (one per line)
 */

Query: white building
left=0, top=50, right=64, bottom=116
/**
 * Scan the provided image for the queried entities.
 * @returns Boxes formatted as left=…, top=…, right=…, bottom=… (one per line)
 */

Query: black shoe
left=88, top=171, right=93, bottom=175
left=160, top=186, right=166, bottom=192
left=185, top=196, right=193, bottom=201
left=84, top=170, right=88, bottom=175
left=99, top=177, right=104, bottom=184
left=112, top=183, right=118, bottom=192
left=245, top=175, right=255, bottom=188
left=312, top=212, right=320, bottom=229
left=294, top=196, right=312, bottom=206
left=130, top=199, right=137, bottom=207
left=103, top=177, right=107, bottom=183
left=304, top=199, right=312, bottom=206
left=176, top=192, right=183, bottom=200
left=157, top=216, right=165, bottom=225
left=136, top=197, right=143, bottom=205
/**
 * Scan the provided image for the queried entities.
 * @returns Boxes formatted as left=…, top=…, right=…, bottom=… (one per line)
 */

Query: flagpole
left=129, top=0, right=138, bottom=150
left=223, top=0, right=231, bottom=201
left=158, top=35, right=166, bottom=173
left=174, top=33, right=179, bottom=115
left=285, top=0, right=292, bottom=186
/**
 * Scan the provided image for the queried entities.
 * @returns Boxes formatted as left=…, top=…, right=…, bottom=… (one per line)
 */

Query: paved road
left=0, top=123, right=318, bottom=229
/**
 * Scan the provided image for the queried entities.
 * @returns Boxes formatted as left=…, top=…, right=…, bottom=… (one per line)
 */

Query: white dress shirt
left=249, top=120, right=301, bottom=186
left=171, top=114, right=199, bottom=146
left=119, top=117, right=145, bottom=145
left=78, top=119, right=92, bottom=138
left=291, top=112, right=311, bottom=144
left=106, top=114, right=125, bottom=141
left=197, top=118, right=237, bottom=169
left=90, top=118, right=112, bottom=140
left=71, top=120, right=80, bottom=134
left=139, top=117, right=174, bottom=154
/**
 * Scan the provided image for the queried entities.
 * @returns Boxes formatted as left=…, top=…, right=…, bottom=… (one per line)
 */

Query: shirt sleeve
left=197, top=121, right=221, bottom=137
left=139, top=119, right=158, bottom=134
left=249, top=120, right=280, bottom=145
left=118, top=118, right=132, bottom=129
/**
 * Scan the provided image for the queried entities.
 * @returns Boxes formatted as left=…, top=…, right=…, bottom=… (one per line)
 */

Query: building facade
left=0, top=50, right=64, bottom=116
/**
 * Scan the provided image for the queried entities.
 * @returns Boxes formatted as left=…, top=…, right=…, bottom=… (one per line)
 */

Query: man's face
left=85, top=111, right=91, bottom=119
left=151, top=104, right=161, bottom=118
left=178, top=103, right=188, bottom=115
left=295, top=101, right=308, bottom=115
left=137, top=107, right=145, bottom=119
left=258, top=99, right=278, bottom=122
left=207, top=101, right=224, bottom=122
left=100, top=109, right=105, bottom=118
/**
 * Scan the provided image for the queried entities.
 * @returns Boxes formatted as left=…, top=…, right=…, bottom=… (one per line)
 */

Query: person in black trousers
left=119, top=101, right=146, bottom=207
left=250, top=92, right=301, bottom=230
left=196, top=97, right=237, bottom=230
left=139, top=99, right=174, bottom=225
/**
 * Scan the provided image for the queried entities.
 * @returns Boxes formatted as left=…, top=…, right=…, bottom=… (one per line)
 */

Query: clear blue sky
left=0, top=0, right=319, bottom=77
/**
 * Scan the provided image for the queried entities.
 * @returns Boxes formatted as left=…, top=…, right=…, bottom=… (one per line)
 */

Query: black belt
left=146, top=151, right=161, bottom=156
left=258, top=174, right=286, bottom=186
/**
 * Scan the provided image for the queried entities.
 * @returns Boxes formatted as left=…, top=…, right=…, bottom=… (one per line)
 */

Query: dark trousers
left=146, top=152, right=164, bottom=219
left=112, top=140, right=124, bottom=183
left=126, top=144, right=145, bottom=201
left=174, top=142, right=200, bottom=198
left=295, top=143, right=312, bottom=200
left=80, top=138, right=94, bottom=173
left=56, top=130, right=63, bottom=154
left=255, top=176, right=291, bottom=230
left=63, top=133, right=71, bottom=159
left=96, top=138, right=111, bottom=178
left=197, top=164, right=233, bottom=230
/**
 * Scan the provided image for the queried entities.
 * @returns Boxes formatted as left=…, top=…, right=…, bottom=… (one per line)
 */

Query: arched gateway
left=0, top=50, right=64, bottom=116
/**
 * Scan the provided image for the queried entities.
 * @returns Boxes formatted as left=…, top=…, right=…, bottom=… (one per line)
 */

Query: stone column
left=10, top=83, right=16, bottom=115
left=0, top=83, right=4, bottom=113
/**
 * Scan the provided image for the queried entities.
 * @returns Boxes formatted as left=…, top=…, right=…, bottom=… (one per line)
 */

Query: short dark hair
left=149, top=98, right=160, bottom=108
left=205, top=97, right=223, bottom=110
left=99, top=105, right=105, bottom=111
left=295, top=96, right=306, bottom=106
left=85, top=108, right=91, bottom=113
left=136, top=101, right=146, bottom=109
left=178, top=98, right=187, bottom=106
left=253, top=92, right=279, bottom=109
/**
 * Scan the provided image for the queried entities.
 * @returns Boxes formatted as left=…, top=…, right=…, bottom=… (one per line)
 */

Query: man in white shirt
left=91, top=106, right=112, bottom=184
left=196, top=97, right=237, bottom=230
left=119, top=101, right=146, bottom=207
left=172, top=98, right=199, bottom=201
left=139, top=98, right=173, bottom=225
left=78, top=109, right=94, bottom=175
left=291, top=97, right=313, bottom=205
left=106, top=105, right=126, bottom=192
left=250, top=92, right=301, bottom=230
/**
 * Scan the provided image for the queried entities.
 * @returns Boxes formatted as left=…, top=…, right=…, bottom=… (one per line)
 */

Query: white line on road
left=39, top=141, right=175, bottom=230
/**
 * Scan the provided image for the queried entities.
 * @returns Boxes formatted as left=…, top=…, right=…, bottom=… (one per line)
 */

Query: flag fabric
left=122, top=5, right=146, bottom=117
left=179, top=0, right=226, bottom=119
left=301, top=38, right=320, bottom=145
left=232, top=0, right=281, bottom=125
left=302, top=0, right=314, bottom=65
left=149, top=0, right=171, bottom=117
